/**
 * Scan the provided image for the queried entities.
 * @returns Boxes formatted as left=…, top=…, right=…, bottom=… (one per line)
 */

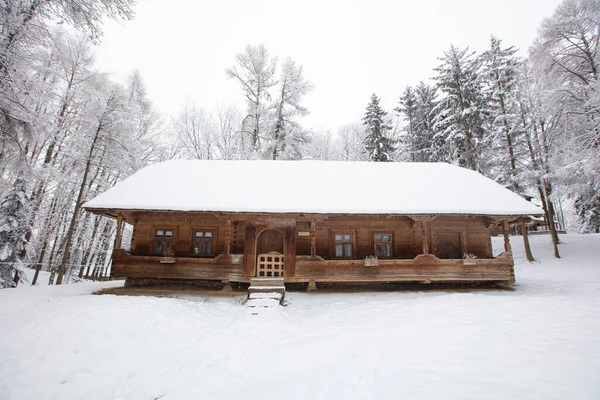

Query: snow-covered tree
left=267, top=58, right=313, bottom=160
left=173, top=102, right=218, bottom=160
left=226, top=44, right=277, bottom=153
left=395, top=83, right=438, bottom=162
left=363, top=94, right=395, bottom=162
left=432, top=45, right=487, bottom=170
left=480, top=37, right=525, bottom=189
left=0, top=178, right=29, bottom=287
left=530, top=0, right=600, bottom=233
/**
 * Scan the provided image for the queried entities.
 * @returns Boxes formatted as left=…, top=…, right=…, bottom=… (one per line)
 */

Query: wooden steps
left=246, top=278, right=285, bottom=307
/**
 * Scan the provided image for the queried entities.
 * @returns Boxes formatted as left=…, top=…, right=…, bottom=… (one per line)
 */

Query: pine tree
left=396, top=83, right=438, bottom=162
left=363, top=94, right=395, bottom=162
left=480, top=36, right=524, bottom=189
left=0, top=178, right=29, bottom=288
left=432, top=45, right=487, bottom=170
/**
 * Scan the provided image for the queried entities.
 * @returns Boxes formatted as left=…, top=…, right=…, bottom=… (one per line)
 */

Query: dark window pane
left=384, top=243, right=392, bottom=257
left=164, top=241, right=172, bottom=253
left=205, top=242, right=212, bottom=255
left=375, top=244, right=382, bottom=257
left=154, top=240, right=162, bottom=254
left=335, top=244, right=343, bottom=257
left=344, top=244, right=353, bottom=257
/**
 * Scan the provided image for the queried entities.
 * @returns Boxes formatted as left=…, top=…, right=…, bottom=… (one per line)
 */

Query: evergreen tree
left=480, top=36, right=524, bottom=189
left=0, top=178, right=29, bottom=287
left=396, top=83, right=438, bottom=162
left=363, top=94, right=395, bottom=162
left=432, top=45, right=487, bottom=170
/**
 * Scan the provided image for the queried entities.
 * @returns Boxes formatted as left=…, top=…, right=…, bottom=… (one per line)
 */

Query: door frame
left=255, top=228, right=286, bottom=277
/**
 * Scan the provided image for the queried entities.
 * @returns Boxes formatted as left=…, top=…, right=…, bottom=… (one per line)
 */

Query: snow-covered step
left=246, top=291, right=284, bottom=308
left=248, top=278, right=285, bottom=295
left=249, top=277, right=285, bottom=287
left=247, top=278, right=285, bottom=307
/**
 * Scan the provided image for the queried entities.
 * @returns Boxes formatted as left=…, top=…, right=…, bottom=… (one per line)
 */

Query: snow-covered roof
left=83, top=160, right=543, bottom=216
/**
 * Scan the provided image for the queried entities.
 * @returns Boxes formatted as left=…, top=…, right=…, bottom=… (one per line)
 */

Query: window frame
left=372, top=232, right=394, bottom=259
left=190, top=228, right=216, bottom=257
left=152, top=227, right=177, bottom=256
left=332, top=231, right=355, bottom=259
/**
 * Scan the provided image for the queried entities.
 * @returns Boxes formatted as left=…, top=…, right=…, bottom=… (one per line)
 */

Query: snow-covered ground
left=1, top=234, right=599, bottom=400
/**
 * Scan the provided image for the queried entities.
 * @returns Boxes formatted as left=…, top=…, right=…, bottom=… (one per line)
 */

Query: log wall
left=115, top=212, right=504, bottom=283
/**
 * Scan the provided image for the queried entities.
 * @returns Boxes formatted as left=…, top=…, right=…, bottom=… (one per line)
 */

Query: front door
left=436, top=233, right=462, bottom=259
left=256, top=229, right=284, bottom=277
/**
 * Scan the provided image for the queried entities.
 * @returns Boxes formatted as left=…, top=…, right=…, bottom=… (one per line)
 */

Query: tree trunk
left=520, top=220, right=534, bottom=262
left=55, top=119, right=104, bottom=284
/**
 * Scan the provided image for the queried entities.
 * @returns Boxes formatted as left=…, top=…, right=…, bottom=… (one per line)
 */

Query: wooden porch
left=110, top=249, right=515, bottom=285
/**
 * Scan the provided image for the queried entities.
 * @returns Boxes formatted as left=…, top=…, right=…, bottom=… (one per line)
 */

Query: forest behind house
left=1, top=0, right=598, bottom=287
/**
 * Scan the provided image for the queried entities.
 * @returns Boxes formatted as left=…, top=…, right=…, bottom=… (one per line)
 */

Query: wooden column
left=284, top=226, right=296, bottom=277
left=502, top=220, right=512, bottom=253
left=310, top=219, right=316, bottom=257
left=113, top=214, right=123, bottom=250
left=421, top=220, right=430, bottom=255
left=243, top=223, right=256, bottom=277
left=520, top=220, right=534, bottom=261
left=225, top=219, right=232, bottom=255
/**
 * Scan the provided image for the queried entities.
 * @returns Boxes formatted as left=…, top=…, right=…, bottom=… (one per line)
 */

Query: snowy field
left=1, top=234, right=599, bottom=400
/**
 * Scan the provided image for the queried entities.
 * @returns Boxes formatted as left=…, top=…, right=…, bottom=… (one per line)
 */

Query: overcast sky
left=94, top=0, right=564, bottom=133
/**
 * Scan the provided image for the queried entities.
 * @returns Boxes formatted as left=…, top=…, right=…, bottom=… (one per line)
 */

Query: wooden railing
left=111, top=250, right=514, bottom=284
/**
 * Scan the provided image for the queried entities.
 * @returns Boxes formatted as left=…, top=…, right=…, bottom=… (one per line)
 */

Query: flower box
left=364, top=256, right=379, bottom=267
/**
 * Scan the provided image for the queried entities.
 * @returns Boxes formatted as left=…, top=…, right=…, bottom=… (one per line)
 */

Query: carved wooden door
left=256, top=229, right=285, bottom=277
left=257, top=229, right=284, bottom=254
left=436, top=233, right=462, bottom=259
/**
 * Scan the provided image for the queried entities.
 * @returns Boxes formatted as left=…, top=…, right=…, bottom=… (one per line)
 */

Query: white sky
left=94, top=0, right=563, bottom=133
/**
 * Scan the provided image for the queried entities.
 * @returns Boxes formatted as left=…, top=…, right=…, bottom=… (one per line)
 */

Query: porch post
left=502, top=220, right=512, bottom=253
left=310, top=219, right=316, bottom=257
left=284, top=225, right=296, bottom=277
left=243, top=223, right=256, bottom=277
left=421, top=220, right=430, bottom=255
left=225, top=218, right=232, bottom=255
left=113, top=214, right=123, bottom=250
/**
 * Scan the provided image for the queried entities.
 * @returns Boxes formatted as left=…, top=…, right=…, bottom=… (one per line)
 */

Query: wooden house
left=83, top=160, right=542, bottom=288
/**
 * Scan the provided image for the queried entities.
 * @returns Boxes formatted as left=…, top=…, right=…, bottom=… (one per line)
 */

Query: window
left=374, top=233, right=393, bottom=258
left=334, top=233, right=353, bottom=258
left=154, top=229, right=174, bottom=255
left=192, top=230, right=213, bottom=256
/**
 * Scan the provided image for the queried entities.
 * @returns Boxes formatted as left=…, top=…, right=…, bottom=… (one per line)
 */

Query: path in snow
left=0, top=234, right=599, bottom=400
